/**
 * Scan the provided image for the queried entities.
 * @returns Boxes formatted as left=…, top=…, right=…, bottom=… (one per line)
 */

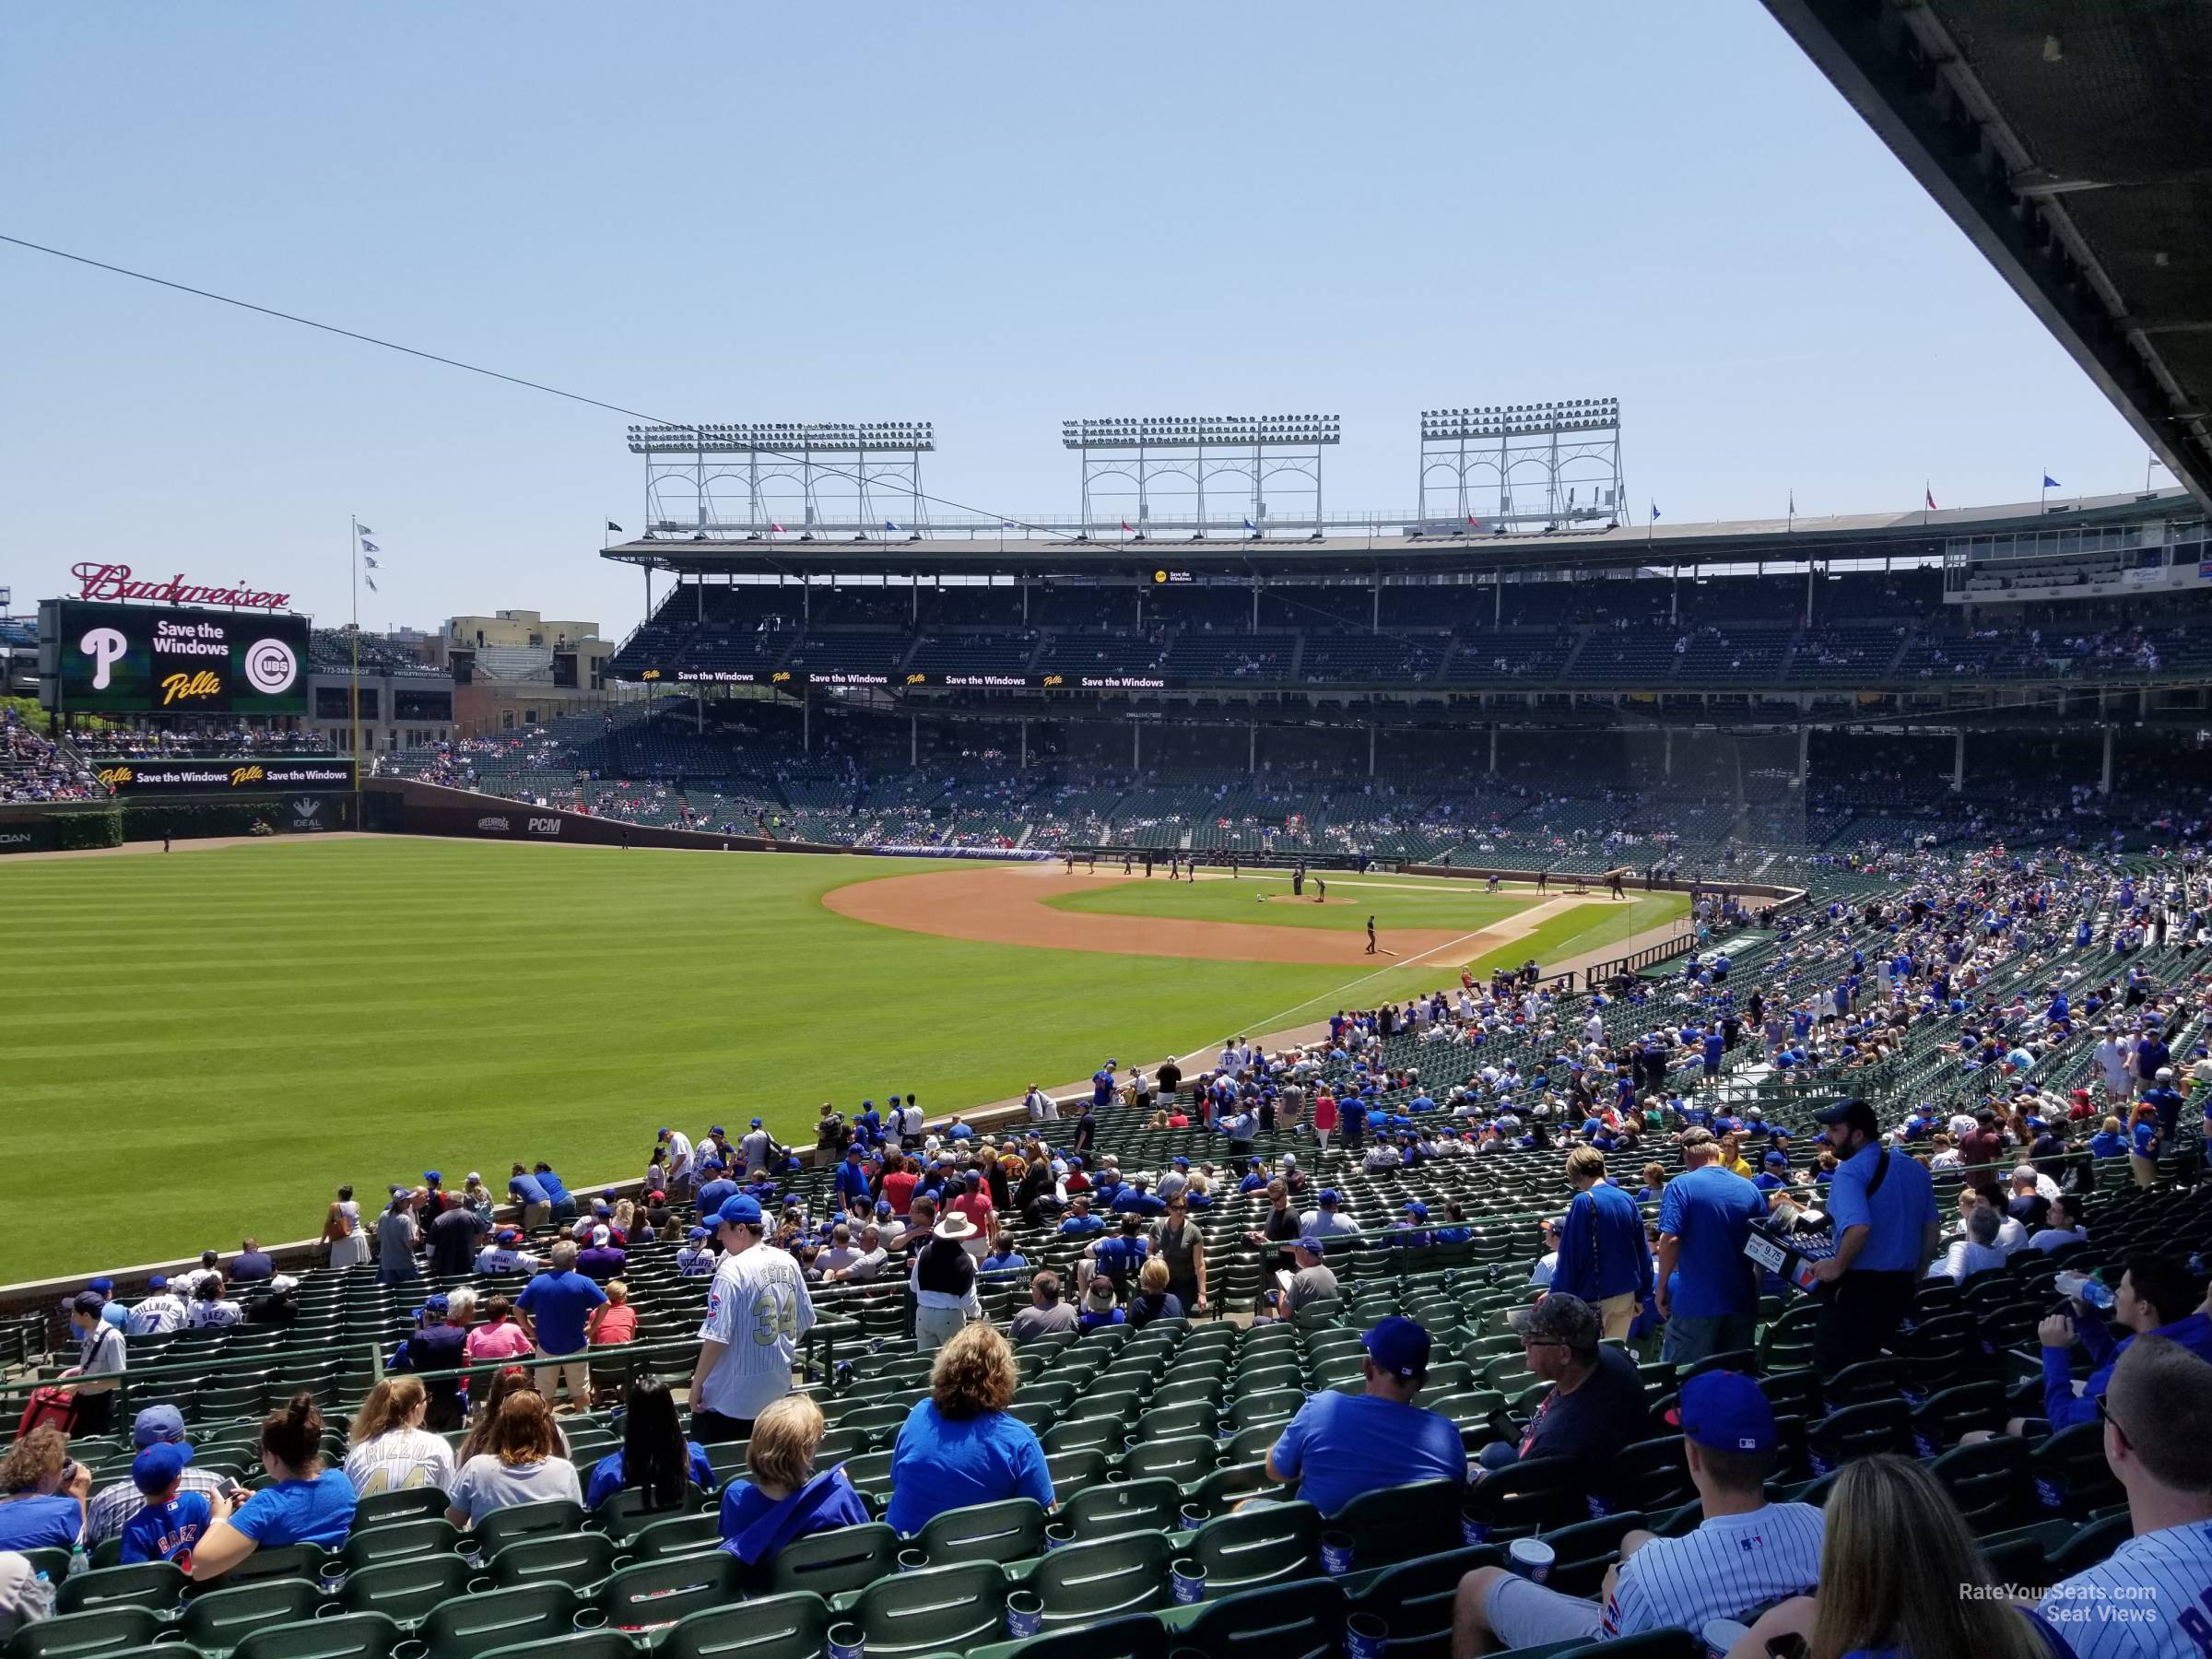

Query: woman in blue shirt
left=2088, top=1113, right=2127, bottom=1159
left=190, top=1394, right=356, bottom=1581
left=2129, top=1102, right=2163, bottom=1187
left=717, top=1394, right=870, bottom=1566
left=0, top=1429, right=89, bottom=1551
left=885, top=1324, right=1053, bottom=1536
left=585, top=1376, right=715, bottom=1513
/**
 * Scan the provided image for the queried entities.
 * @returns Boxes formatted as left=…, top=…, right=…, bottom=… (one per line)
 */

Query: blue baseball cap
left=132, top=1406, right=187, bottom=1448
left=686, top=1227, right=708, bottom=1241
left=750, top=1117, right=763, bottom=1128
left=1405, top=1201, right=1429, bottom=1218
left=1317, top=1189, right=1342, bottom=1206
left=1172, top=1157, right=1189, bottom=1168
left=1763, top=1151, right=1789, bottom=1168
left=1678, top=1370, right=1776, bottom=1453
left=1361, top=1316, right=1432, bottom=1380
left=1295, top=1236, right=1325, bottom=1255
left=132, top=1441, right=194, bottom=1495
left=716, top=1194, right=765, bottom=1228
left=88, top=1277, right=113, bottom=1295
left=424, top=1171, right=441, bottom=1184
left=1247, top=1157, right=1263, bottom=1168
left=876, top=1201, right=893, bottom=1216
left=147, top=1275, right=168, bottom=1291
left=416, top=1294, right=449, bottom=1319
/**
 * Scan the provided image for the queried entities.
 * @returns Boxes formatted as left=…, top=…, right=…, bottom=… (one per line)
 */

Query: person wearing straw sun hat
left=912, top=1210, right=980, bottom=1355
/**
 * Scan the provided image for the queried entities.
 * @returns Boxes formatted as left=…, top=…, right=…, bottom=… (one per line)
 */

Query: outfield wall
left=364, top=778, right=1042, bottom=859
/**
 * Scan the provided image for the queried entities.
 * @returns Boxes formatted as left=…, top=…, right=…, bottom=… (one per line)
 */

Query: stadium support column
left=1805, top=561, right=1816, bottom=627
left=1372, top=571, right=1381, bottom=631
left=2101, top=725, right=2113, bottom=795
left=1952, top=731, right=1964, bottom=794
left=1664, top=727, right=1673, bottom=779
left=802, top=692, right=809, bottom=755
left=1369, top=724, right=1376, bottom=777
left=1797, top=725, right=1808, bottom=788
left=911, top=715, right=917, bottom=767
left=1133, top=723, right=1140, bottom=771
left=1020, top=720, right=1029, bottom=770
left=1488, top=724, right=1498, bottom=775
left=1248, top=723, right=1256, bottom=773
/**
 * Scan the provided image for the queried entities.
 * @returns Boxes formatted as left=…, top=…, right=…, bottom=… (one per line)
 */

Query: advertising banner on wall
left=88, top=759, right=356, bottom=794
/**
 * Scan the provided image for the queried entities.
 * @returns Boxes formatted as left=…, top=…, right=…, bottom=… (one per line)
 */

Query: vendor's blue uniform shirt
left=1266, top=1391, right=1466, bottom=1516
left=1826, top=1143, right=1938, bottom=1273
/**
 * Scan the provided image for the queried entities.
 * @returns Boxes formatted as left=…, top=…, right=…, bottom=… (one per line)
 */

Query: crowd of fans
left=10, top=840, right=2212, bottom=1654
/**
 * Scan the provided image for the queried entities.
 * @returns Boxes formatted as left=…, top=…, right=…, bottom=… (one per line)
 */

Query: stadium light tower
left=1061, top=415, right=1341, bottom=538
left=626, top=422, right=935, bottom=537
left=1416, top=399, right=1623, bottom=535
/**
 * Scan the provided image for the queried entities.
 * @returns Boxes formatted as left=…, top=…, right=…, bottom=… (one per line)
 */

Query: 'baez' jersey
left=1601, top=1503, right=1825, bottom=1639
left=696, top=1244, right=815, bottom=1422
left=2038, top=1522, right=2212, bottom=1659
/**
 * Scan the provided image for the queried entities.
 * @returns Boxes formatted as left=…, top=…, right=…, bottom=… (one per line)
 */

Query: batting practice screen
left=39, top=600, right=311, bottom=716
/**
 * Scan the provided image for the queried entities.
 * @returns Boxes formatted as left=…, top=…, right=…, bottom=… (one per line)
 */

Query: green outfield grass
left=7, top=838, right=1588, bottom=1280
left=1459, top=892, right=1688, bottom=979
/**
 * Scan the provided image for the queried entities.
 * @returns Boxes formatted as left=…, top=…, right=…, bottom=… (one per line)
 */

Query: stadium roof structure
left=1763, top=0, right=2212, bottom=516
left=601, top=486, right=2190, bottom=581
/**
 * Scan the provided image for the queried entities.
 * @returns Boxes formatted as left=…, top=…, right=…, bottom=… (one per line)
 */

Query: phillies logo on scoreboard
left=72, top=562, right=293, bottom=611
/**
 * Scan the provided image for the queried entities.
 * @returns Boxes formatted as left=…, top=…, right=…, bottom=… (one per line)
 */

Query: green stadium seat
left=1121, top=1435, right=1219, bottom=1485
left=230, top=1612, right=403, bottom=1659
left=336, top=1553, right=473, bottom=1624
left=914, top=1498, right=1047, bottom=1567
left=592, top=1552, right=741, bottom=1631
left=173, top=1576, right=324, bottom=1653
left=472, top=1499, right=587, bottom=1557
left=1331, top=1478, right=1465, bottom=1571
left=588, top=1488, right=697, bottom=1542
left=53, top=1563, right=183, bottom=1617
left=4, top=1606, right=165, bottom=1659
left=1027, top=1529, right=1173, bottom=1628
left=1182, top=1577, right=1347, bottom=1659
left=350, top=1488, right=452, bottom=1531
left=763, top=1521, right=899, bottom=1600
left=852, top=1559, right=1006, bottom=1657
left=2046, top=1511, right=2130, bottom=1579
left=971, top=1613, right=1171, bottom=1659
left=623, top=1511, right=723, bottom=1559
left=206, top=1545, right=327, bottom=1589
left=654, top=1593, right=831, bottom=1659
left=489, top=1528, right=620, bottom=1587
left=474, top=1634, right=637, bottom=1659
left=1186, top=1500, right=1320, bottom=1594
left=1062, top=1477, right=1182, bottom=1542
left=338, top=1517, right=461, bottom=1571
left=416, top=1583, right=582, bottom=1659
left=1348, top=1544, right=1502, bottom=1659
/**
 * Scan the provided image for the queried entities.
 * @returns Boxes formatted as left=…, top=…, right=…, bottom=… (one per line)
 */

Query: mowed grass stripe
left=6, top=839, right=1480, bottom=1279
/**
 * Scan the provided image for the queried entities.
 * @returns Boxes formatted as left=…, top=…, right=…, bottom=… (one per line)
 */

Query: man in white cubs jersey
left=2039, top=1334, right=2212, bottom=1659
left=688, top=1194, right=814, bottom=1444
left=1453, top=1371, right=1822, bottom=1655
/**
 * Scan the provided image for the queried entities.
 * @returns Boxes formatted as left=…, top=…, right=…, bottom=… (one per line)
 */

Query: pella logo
left=527, top=818, right=562, bottom=836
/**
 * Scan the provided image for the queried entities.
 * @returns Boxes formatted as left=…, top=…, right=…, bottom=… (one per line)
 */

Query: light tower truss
left=629, top=422, right=935, bottom=538
left=1416, top=399, right=1623, bottom=535
left=1062, top=415, right=1340, bottom=540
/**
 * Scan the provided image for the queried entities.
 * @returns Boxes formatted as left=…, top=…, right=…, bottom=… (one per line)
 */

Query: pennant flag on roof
left=2042, top=474, right=2060, bottom=489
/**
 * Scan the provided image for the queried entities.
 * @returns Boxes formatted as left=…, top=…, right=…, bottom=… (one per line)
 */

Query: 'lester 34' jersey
left=2038, top=1522, right=2212, bottom=1659
left=696, top=1244, right=815, bottom=1422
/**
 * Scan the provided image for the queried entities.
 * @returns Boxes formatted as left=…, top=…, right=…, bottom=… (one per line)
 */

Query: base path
left=824, top=862, right=1594, bottom=970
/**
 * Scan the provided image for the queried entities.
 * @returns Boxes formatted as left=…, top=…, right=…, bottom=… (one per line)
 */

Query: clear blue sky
left=0, top=2, right=2151, bottom=637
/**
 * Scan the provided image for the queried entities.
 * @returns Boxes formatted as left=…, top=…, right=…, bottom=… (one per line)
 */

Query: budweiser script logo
left=159, top=671, right=222, bottom=705
left=73, top=562, right=292, bottom=610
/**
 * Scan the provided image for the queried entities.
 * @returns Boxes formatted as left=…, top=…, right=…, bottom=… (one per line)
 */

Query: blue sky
left=0, top=2, right=2152, bottom=637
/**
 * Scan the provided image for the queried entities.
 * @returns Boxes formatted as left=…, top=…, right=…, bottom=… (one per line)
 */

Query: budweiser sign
left=72, top=562, right=292, bottom=610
